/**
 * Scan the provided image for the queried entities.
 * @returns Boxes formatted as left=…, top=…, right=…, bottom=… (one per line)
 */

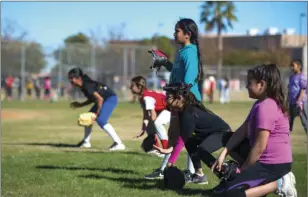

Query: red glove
left=148, top=50, right=169, bottom=69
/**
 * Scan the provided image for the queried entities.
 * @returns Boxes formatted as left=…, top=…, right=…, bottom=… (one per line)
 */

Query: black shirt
left=81, top=78, right=116, bottom=102
left=178, top=106, right=231, bottom=141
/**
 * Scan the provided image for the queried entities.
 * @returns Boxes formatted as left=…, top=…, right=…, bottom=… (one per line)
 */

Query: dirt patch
left=1, top=110, right=45, bottom=121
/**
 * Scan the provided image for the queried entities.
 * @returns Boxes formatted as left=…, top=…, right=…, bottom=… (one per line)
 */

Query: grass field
left=1, top=101, right=307, bottom=197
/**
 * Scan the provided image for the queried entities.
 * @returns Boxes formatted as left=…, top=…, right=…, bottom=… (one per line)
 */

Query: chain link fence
left=1, top=39, right=305, bottom=102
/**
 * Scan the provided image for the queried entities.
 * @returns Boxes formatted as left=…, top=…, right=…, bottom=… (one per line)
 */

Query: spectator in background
left=26, top=78, right=34, bottom=99
left=5, top=75, right=14, bottom=101
left=288, top=59, right=307, bottom=134
left=224, top=76, right=230, bottom=103
left=218, top=77, right=226, bottom=104
left=207, top=76, right=215, bottom=104
left=220, top=76, right=231, bottom=104
left=44, top=76, right=51, bottom=100
left=33, top=76, right=41, bottom=99
left=1, top=78, right=6, bottom=101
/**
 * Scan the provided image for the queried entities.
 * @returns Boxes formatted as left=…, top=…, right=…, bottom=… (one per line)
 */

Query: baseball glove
left=77, top=112, right=97, bottom=127
left=148, top=49, right=169, bottom=70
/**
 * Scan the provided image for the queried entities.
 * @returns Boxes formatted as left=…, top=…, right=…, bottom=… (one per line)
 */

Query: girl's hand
left=70, top=101, right=82, bottom=109
left=211, top=151, right=227, bottom=173
left=153, top=145, right=173, bottom=154
left=91, top=114, right=97, bottom=122
left=296, top=100, right=303, bottom=112
left=133, top=130, right=145, bottom=139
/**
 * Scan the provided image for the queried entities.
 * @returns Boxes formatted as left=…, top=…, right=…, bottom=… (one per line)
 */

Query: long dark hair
left=131, top=76, right=147, bottom=94
left=247, top=64, right=288, bottom=114
left=68, top=68, right=92, bottom=82
left=291, top=59, right=303, bottom=71
left=176, top=18, right=203, bottom=83
left=164, top=83, right=214, bottom=115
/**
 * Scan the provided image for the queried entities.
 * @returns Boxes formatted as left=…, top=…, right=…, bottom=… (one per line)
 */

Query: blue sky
left=2, top=1, right=307, bottom=47
left=2, top=2, right=307, bottom=72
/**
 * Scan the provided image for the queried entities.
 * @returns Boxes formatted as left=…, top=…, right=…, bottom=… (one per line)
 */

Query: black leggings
left=185, top=132, right=291, bottom=197
left=185, top=132, right=250, bottom=174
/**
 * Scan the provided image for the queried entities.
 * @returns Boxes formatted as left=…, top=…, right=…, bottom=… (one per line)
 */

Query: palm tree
left=200, top=1, right=237, bottom=78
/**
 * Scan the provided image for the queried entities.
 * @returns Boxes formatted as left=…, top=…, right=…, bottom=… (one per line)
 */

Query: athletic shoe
left=109, top=142, right=125, bottom=151
left=277, top=172, right=297, bottom=197
left=80, top=141, right=91, bottom=148
left=190, top=173, right=208, bottom=185
left=147, top=150, right=165, bottom=158
left=144, top=168, right=164, bottom=180
left=183, top=169, right=193, bottom=183
left=77, top=140, right=91, bottom=148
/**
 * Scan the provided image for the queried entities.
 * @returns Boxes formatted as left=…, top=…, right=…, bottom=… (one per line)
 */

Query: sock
left=277, top=178, right=282, bottom=190
left=195, top=172, right=204, bottom=176
left=160, top=153, right=171, bottom=171
left=161, top=140, right=168, bottom=149
left=154, top=138, right=160, bottom=147
left=187, top=153, right=195, bottom=174
left=83, top=126, right=92, bottom=143
left=103, top=123, right=122, bottom=144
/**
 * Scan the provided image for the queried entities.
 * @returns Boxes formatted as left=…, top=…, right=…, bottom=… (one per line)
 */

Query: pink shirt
left=44, top=79, right=51, bottom=89
left=247, top=98, right=292, bottom=164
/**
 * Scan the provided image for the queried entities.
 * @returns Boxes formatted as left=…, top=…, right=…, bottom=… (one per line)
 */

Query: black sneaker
left=191, top=173, right=208, bottom=185
left=144, top=168, right=164, bottom=180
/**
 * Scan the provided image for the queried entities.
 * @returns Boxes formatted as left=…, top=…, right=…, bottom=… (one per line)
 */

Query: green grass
left=1, top=101, right=307, bottom=197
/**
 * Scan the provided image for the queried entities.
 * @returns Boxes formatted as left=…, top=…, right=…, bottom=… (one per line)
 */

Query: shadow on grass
left=36, top=165, right=139, bottom=174
left=80, top=174, right=215, bottom=196
left=63, top=150, right=148, bottom=157
left=7, top=142, right=79, bottom=148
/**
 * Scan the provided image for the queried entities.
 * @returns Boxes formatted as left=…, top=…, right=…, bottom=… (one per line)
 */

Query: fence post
left=131, top=48, right=136, bottom=77
left=91, top=44, right=97, bottom=80
left=57, top=48, right=63, bottom=95
left=303, top=43, right=307, bottom=77
left=20, top=43, right=26, bottom=101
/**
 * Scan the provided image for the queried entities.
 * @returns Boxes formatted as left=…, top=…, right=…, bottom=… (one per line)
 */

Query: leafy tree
left=200, top=1, right=238, bottom=78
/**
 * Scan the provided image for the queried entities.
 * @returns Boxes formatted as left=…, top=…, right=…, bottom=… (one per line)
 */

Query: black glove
left=148, top=50, right=169, bottom=69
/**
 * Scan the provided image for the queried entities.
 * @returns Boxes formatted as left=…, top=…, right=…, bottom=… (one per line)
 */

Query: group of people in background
left=1, top=75, right=53, bottom=101
left=67, top=18, right=305, bottom=197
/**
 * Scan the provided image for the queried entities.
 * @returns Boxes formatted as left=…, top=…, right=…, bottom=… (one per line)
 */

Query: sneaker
left=144, top=168, right=164, bottom=180
left=278, top=172, right=297, bottom=197
left=191, top=173, right=208, bottom=185
left=183, top=169, right=193, bottom=183
left=81, top=141, right=91, bottom=148
left=77, top=140, right=91, bottom=148
left=147, top=150, right=165, bottom=158
left=109, top=142, right=125, bottom=151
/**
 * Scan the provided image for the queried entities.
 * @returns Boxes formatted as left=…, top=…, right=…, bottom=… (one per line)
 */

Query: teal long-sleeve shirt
left=167, top=44, right=201, bottom=101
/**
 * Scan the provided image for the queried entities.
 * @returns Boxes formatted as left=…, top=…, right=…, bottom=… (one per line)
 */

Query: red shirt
left=140, top=89, right=167, bottom=112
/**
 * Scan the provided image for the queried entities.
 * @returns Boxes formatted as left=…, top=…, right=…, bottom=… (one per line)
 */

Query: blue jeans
left=90, top=95, right=118, bottom=128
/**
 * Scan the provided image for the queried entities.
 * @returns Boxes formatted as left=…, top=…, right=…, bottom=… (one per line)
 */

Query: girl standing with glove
left=145, top=18, right=205, bottom=184
left=68, top=68, right=125, bottom=151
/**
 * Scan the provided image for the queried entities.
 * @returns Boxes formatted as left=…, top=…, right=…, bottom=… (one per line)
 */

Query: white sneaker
left=80, top=141, right=91, bottom=148
left=147, top=150, right=164, bottom=158
left=109, top=143, right=125, bottom=151
left=278, top=172, right=297, bottom=197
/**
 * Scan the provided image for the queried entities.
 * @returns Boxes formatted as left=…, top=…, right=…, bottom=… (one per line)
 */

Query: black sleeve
left=87, top=83, right=97, bottom=96
left=83, top=82, right=97, bottom=99
left=179, top=111, right=197, bottom=142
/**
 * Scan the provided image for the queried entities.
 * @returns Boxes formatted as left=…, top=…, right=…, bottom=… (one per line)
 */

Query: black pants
left=185, top=132, right=291, bottom=197
left=185, top=132, right=250, bottom=175
left=222, top=162, right=291, bottom=197
left=289, top=103, right=308, bottom=133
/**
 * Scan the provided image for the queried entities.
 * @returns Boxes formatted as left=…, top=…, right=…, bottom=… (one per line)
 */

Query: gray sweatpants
left=289, top=102, right=308, bottom=134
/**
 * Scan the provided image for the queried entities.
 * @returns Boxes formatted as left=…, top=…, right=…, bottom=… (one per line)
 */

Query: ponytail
left=195, top=39, right=203, bottom=82
left=68, top=67, right=92, bottom=81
